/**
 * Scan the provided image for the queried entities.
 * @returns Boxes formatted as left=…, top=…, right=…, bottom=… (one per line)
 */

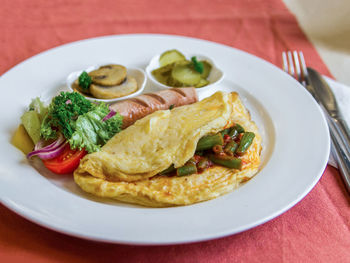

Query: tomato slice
left=43, top=144, right=87, bottom=174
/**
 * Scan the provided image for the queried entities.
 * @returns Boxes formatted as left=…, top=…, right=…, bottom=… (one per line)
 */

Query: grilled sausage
left=110, top=88, right=198, bottom=128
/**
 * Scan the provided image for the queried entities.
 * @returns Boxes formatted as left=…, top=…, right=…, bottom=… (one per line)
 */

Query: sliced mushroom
left=89, top=64, right=127, bottom=86
left=90, top=76, right=138, bottom=99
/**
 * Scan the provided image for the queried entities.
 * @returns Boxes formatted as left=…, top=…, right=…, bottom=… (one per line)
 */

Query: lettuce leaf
left=29, top=97, right=48, bottom=122
left=38, top=92, right=122, bottom=153
left=68, top=103, right=123, bottom=153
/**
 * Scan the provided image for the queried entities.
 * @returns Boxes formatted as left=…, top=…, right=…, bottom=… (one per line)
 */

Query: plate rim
left=0, top=33, right=330, bottom=245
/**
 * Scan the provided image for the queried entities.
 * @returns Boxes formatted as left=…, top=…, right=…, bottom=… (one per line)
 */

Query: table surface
left=1, top=0, right=350, bottom=262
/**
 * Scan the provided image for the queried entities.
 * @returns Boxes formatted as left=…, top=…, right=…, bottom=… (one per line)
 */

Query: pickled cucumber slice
left=151, top=63, right=173, bottom=85
left=152, top=63, right=174, bottom=76
left=166, top=76, right=182, bottom=87
left=152, top=61, right=189, bottom=86
left=201, top=61, right=212, bottom=79
left=89, top=64, right=127, bottom=86
left=159, top=50, right=186, bottom=67
left=171, top=64, right=201, bottom=86
left=152, top=71, right=170, bottom=85
left=152, top=71, right=168, bottom=85
left=154, top=50, right=213, bottom=87
left=195, top=78, right=210, bottom=88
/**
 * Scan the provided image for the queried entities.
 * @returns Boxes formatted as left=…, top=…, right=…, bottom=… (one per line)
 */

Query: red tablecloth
left=1, top=0, right=349, bottom=262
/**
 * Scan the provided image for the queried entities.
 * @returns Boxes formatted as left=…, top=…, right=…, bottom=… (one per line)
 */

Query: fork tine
left=293, top=51, right=302, bottom=82
left=287, top=51, right=295, bottom=77
left=282, top=51, right=288, bottom=72
left=298, top=51, right=308, bottom=85
left=282, top=50, right=309, bottom=87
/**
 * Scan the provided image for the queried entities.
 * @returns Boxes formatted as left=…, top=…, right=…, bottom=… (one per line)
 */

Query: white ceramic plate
left=66, top=65, right=146, bottom=103
left=0, top=34, right=330, bottom=245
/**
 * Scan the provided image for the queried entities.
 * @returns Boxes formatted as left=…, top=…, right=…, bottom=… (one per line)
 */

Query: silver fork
left=282, top=51, right=307, bottom=85
left=282, top=51, right=350, bottom=193
left=282, top=51, right=316, bottom=97
left=283, top=51, right=319, bottom=99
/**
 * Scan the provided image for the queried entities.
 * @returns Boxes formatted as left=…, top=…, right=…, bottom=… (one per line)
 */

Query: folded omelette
left=74, top=91, right=262, bottom=207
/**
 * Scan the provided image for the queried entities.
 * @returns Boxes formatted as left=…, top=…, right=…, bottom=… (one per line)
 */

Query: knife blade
left=307, top=67, right=350, bottom=150
left=307, top=68, right=339, bottom=117
left=307, top=67, right=350, bottom=193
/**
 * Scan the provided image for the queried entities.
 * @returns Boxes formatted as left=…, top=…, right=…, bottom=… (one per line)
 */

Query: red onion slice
left=102, top=109, right=116, bottom=122
left=31, top=142, right=67, bottom=160
left=28, top=134, right=66, bottom=159
left=34, top=133, right=65, bottom=151
left=34, top=139, right=45, bottom=151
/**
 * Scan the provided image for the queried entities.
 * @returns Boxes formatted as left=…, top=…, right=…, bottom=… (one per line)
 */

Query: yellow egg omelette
left=74, top=91, right=262, bottom=207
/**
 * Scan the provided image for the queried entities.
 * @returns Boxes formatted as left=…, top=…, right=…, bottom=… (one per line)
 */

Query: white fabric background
left=284, top=0, right=350, bottom=86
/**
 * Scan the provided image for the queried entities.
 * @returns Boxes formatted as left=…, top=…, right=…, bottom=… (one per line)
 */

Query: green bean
left=236, top=132, right=255, bottom=156
left=228, top=124, right=245, bottom=139
left=197, top=157, right=210, bottom=170
left=228, top=128, right=239, bottom=139
left=176, top=163, right=197, bottom=176
left=159, top=164, right=175, bottom=175
left=224, top=141, right=238, bottom=155
left=234, top=124, right=245, bottom=133
left=220, top=128, right=230, bottom=136
left=187, top=157, right=196, bottom=166
left=208, top=154, right=242, bottom=169
left=196, top=133, right=223, bottom=151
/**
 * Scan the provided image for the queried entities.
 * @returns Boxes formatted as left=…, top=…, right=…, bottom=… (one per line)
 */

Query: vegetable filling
left=160, top=124, right=255, bottom=177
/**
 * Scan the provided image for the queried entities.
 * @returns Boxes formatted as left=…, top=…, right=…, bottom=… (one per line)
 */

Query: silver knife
left=307, top=67, right=350, bottom=193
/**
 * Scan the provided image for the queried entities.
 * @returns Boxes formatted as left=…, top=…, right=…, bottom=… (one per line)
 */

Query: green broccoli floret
left=78, top=71, right=92, bottom=90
